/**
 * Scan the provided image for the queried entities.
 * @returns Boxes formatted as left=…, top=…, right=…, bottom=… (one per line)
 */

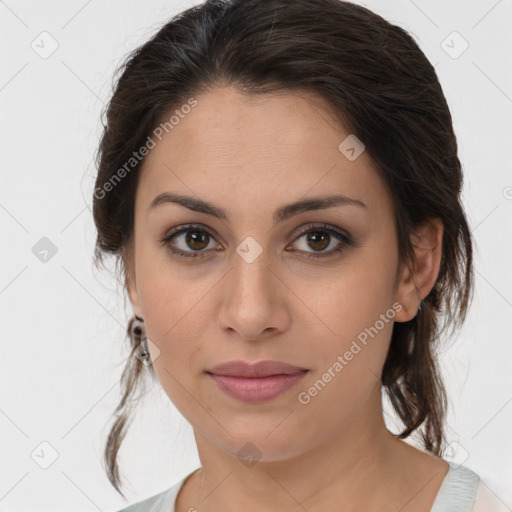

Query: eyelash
left=158, top=223, right=353, bottom=260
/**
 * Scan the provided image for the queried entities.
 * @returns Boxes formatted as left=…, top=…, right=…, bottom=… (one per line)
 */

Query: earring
left=132, top=315, right=145, bottom=336
left=131, top=315, right=151, bottom=365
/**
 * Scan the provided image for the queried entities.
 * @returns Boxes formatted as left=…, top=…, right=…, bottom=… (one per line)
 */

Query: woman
left=93, top=0, right=502, bottom=510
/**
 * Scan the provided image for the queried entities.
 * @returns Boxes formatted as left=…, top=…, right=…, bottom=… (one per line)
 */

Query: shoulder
left=114, top=476, right=187, bottom=512
left=432, top=462, right=507, bottom=512
left=431, top=463, right=479, bottom=510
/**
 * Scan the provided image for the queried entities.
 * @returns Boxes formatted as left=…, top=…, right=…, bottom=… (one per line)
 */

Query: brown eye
left=160, top=225, right=220, bottom=259
left=184, top=229, right=210, bottom=251
left=160, top=222, right=353, bottom=261
left=305, top=231, right=331, bottom=252
left=288, top=223, right=353, bottom=260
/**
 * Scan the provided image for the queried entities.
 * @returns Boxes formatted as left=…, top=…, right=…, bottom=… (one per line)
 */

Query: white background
left=1, top=0, right=511, bottom=510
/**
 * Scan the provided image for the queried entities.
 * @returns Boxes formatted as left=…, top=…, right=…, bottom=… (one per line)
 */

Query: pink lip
left=208, top=360, right=308, bottom=377
left=206, top=360, right=309, bottom=403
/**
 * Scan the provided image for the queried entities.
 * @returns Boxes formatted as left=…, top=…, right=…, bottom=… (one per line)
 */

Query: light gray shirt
left=116, top=463, right=503, bottom=511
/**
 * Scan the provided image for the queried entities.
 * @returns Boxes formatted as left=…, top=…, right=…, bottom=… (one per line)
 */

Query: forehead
left=136, top=86, right=390, bottom=219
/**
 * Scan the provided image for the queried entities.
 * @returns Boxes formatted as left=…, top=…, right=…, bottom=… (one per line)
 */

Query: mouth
left=205, top=360, right=309, bottom=403
left=206, top=359, right=309, bottom=378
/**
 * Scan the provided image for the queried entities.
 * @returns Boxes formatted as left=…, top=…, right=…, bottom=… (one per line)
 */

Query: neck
left=176, top=386, right=443, bottom=512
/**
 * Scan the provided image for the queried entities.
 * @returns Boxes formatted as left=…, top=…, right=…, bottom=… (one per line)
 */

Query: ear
left=124, top=243, right=143, bottom=319
left=394, top=217, right=443, bottom=322
left=126, top=272, right=143, bottom=319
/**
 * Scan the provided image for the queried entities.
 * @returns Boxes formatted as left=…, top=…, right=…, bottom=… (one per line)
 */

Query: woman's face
left=126, top=86, right=414, bottom=462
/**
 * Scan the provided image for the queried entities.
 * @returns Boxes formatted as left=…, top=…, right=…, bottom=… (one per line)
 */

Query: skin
left=126, top=86, right=448, bottom=511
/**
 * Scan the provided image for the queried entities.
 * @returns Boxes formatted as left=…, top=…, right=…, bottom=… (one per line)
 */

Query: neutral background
left=1, top=0, right=511, bottom=510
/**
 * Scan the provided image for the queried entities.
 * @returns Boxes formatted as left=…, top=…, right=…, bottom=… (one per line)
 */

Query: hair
left=92, top=0, right=474, bottom=498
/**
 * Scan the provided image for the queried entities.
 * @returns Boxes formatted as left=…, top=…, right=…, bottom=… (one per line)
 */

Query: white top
left=116, top=463, right=505, bottom=511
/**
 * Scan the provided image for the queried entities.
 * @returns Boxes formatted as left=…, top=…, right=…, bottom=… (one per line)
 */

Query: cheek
left=295, top=297, right=395, bottom=430
left=136, top=240, right=201, bottom=334
left=296, top=249, right=397, bottom=346
left=292, top=241, right=398, bottom=395
left=134, top=252, right=213, bottom=407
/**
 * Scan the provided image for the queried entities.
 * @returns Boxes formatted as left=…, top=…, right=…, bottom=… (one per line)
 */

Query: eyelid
left=161, top=222, right=351, bottom=243
left=159, top=222, right=353, bottom=259
left=158, top=223, right=222, bottom=254
left=290, top=223, right=353, bottom=245
left=161, top=222, right=219, bottom=242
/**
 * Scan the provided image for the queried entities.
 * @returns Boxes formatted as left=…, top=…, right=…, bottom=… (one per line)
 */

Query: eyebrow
left=147, top=192, right=367, bottom=223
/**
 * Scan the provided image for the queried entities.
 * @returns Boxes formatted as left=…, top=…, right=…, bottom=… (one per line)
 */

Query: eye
left=159, top=223, right=353, bottom=260
left=287, top=223, right=353, bottom=259
left=159, top=224, right=221, bottom=259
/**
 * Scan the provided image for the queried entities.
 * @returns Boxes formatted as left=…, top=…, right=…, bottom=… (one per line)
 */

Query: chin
left=212, top=427, right=306, bottom=465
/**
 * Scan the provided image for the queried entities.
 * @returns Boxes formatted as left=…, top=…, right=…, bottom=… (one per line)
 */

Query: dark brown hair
left=92, top=0, right=473, bottom=498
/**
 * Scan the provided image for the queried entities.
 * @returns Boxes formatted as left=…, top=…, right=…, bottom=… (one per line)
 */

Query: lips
left=207, top=360, right=308, bottom=378
left=206, top=360, right=309, bottom=403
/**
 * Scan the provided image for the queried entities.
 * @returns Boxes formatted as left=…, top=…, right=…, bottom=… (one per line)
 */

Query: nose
left=216, top=249, right=290, bottom=342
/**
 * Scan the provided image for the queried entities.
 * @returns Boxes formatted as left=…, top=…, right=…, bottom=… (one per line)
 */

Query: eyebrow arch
left=147, top=192, right=367, bottom=223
